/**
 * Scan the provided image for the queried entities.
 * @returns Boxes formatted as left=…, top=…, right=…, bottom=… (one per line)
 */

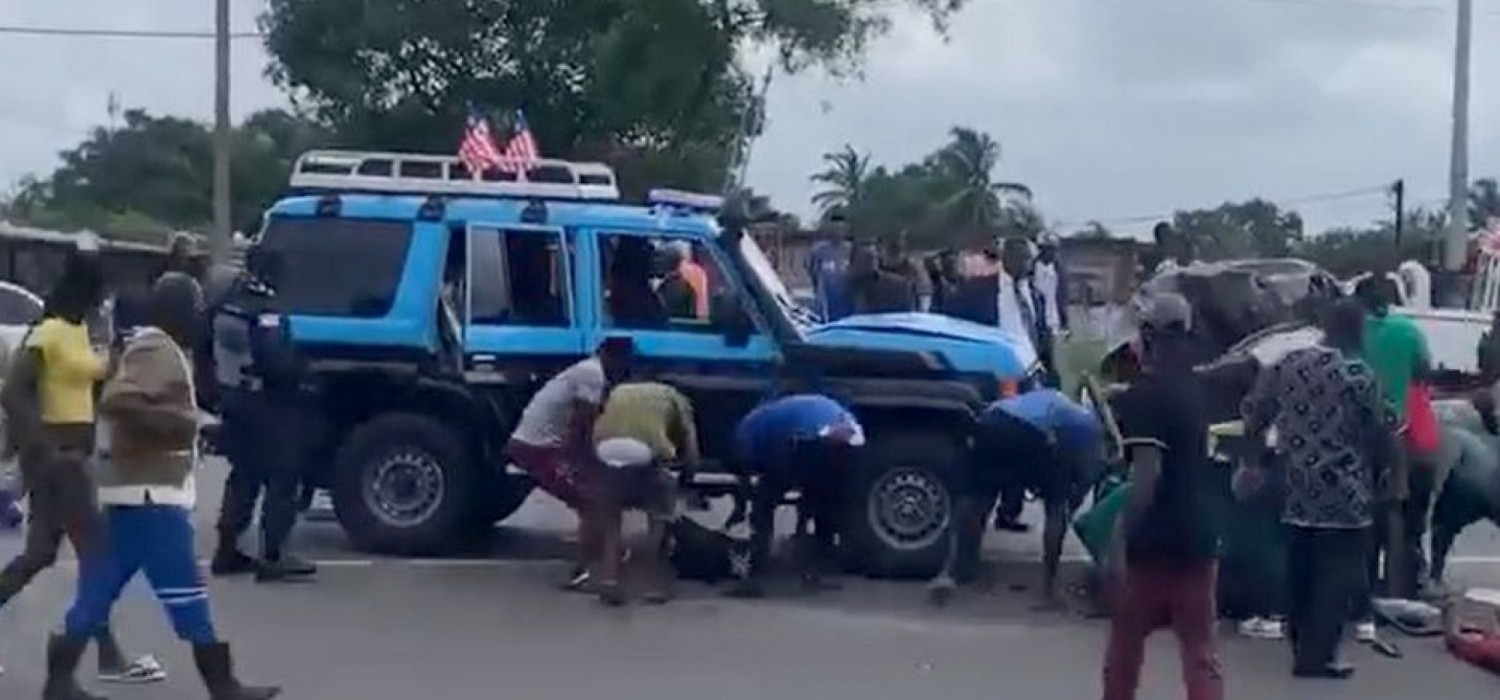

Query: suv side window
left=598, top=233, right=724, bottom=333
left=257, top=216, right=412, bottom=317
left=466, top=226, right=571, bottom=327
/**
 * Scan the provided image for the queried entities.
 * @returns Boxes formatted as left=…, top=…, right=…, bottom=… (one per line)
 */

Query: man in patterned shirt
left=1240, top=299, right=1399, bottom=679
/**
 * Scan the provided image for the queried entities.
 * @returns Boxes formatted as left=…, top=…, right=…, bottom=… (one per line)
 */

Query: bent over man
left=47, top=273, right=279, bottom=700
left=930, top=387, right=1104, bottom=609
left=505, top=337, right=634, bottom=591
left=590, top=379, right=700, bottom=606
left=729, top=393, right=865, bottom=598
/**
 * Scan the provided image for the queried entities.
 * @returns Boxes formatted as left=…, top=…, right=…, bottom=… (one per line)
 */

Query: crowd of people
left=0, top=214, right=1480, bottom=700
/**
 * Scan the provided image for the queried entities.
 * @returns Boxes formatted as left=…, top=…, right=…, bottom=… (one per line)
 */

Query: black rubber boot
left=43, top=634, right=106, bottom=700
left=210, top=547, right=258, bottom=577
left=254, top=554, right=317, bottom=583
left=192, top=643, right=280, bottom=700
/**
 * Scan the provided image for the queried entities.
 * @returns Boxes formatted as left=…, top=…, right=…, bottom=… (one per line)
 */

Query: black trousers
left=0, top=432, right=123, bottom=662
left=745, top=439, right=853, bottom=582
left=216, top=393, right=304, bottom=559
left=1286, top=526, right=1367, bottom=670
left=1364, top=465, right=1436, bottom=603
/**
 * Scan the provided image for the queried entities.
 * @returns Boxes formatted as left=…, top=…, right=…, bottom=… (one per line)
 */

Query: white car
left=0, top=281, right=43, bottom=369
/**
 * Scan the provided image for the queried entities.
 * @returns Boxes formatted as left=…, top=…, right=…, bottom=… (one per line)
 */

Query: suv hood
left=804, top=312, right=1038, bottom=379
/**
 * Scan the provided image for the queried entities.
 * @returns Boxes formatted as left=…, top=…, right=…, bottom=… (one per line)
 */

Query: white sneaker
left=1355, top=621, right=1378, bottom=642
left=1238, top=616, right=1286, bottom=640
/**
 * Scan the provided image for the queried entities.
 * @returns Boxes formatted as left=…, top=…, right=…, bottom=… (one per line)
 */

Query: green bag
left=1073, top=479, right=1129, bottom=565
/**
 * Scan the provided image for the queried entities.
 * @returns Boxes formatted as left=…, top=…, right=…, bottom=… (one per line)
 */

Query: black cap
left=597, top=335, right=635, bottom=361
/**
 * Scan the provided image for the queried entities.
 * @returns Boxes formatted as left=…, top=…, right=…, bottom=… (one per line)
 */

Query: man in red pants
left=1101, top=292, right=1223, bottom=700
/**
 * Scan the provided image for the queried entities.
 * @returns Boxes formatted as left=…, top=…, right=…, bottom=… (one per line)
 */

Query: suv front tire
left=843, top=430, right=961, bottom=579
left=332, top=412, right=478, bottom=555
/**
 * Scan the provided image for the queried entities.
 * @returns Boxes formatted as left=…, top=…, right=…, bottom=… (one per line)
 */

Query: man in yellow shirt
left=590, top=380, right=699, bottom=605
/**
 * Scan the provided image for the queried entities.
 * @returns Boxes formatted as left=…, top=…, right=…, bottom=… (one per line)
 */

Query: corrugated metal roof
left=0, top=220, right=185, bottom=254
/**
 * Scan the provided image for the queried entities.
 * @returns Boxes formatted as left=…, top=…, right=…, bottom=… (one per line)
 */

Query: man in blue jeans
left=44, top=273, right=278, bottom=700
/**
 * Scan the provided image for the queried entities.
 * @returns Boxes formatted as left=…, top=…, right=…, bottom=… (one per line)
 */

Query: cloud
left=2, top=0, right=1497, bottom=240
left=0, top=0, right=284, bottom=189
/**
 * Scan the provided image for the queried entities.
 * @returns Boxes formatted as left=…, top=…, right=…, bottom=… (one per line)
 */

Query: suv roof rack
left=289, top=150, right=621, bottom=201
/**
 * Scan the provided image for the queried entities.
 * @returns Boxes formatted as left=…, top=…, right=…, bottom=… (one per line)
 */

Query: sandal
left=99, top=654, right=167, bottom=684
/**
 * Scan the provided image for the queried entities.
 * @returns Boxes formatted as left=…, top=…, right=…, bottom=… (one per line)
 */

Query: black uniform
left=205, top=274, right=315, bottom=581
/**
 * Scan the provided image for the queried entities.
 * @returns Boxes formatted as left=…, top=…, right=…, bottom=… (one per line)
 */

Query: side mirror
left=710, top=292, right=753, bottom=347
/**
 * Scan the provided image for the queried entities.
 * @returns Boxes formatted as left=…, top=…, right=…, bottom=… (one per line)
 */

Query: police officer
left=205, top=247, right=317, bottom=583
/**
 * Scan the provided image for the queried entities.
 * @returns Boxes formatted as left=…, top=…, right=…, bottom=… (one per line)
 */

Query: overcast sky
left=3, top=0, right=1500, bottom=238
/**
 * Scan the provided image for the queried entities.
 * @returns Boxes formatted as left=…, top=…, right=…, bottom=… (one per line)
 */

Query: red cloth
left=1103, top=562, right=1224, bottom=700
left=1405, top=383, right=1440, bottom=456
left=505, top=440, right=591, bottom=510
left=1447, top=629, right=1500, bottom=674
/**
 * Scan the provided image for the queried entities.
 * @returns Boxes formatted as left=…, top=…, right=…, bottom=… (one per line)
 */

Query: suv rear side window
left=258, top=216, right=411, bottom=317
left=464, top=227, right=571, bottom=327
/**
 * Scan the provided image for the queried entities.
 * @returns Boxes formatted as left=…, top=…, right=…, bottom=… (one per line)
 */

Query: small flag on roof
left=457, top=106, right=503, bottom=176
left=497, top=110, right=541, bottom=174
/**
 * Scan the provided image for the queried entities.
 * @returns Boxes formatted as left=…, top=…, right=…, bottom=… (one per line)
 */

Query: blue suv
left=245, top=150, right=1038, bottom=578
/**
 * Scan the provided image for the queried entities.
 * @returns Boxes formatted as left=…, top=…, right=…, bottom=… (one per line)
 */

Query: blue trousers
left=64, top=505, right=217, bottom=644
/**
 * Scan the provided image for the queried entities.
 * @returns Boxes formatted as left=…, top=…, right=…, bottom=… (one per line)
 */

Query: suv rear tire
left=843, top=430, right=961, bottom=579
left=332, top=412, right=477, bottom=555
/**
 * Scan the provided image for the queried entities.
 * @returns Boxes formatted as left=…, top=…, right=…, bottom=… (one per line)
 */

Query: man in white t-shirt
left=504, top=337, right=635, bottom=590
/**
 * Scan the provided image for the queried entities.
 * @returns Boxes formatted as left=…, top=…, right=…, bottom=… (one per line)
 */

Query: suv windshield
left=738, top=235, right=816, bottom=333
left=256, top=216, right=413, bottom=317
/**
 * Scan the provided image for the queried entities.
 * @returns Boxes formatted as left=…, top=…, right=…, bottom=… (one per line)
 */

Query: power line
left=1241, top=0, right=1445, bottom=13
left=1055, top=183, right=1391, bottom=230
left=0, top=26, right=263, bottom=40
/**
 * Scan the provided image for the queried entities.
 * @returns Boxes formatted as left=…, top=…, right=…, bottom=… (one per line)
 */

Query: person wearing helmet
left=1100, top=292, right=1224, bottom=700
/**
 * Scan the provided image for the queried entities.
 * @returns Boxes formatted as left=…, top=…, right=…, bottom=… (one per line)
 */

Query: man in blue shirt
left=931, top=388, right=1106, bottom=609
left=805, top=211, right=854, bottom=321
left=729, top=393, right=865, bottom=597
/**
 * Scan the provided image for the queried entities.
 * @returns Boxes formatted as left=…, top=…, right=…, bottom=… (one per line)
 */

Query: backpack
left=668, top=517, right=751, bottom=584
left=0, top=324, right=44, bottom=467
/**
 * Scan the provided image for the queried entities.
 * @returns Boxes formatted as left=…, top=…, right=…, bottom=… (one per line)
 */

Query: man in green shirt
left=1355, top=276, right=1433, bottom=606
left=1357, top=277, right=1430, bottom=423
left=590, top=380, right=700, bottom=605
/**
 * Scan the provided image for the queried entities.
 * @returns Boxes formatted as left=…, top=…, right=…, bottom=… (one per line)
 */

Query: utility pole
left=212, top=0, right=232, bottom=264
left=1393, top=179, right=1405, bottom=265
left=1444, top=0, right=1473, bottom=273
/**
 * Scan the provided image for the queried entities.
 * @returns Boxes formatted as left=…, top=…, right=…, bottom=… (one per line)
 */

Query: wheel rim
left=866, top=467, right=949, bottom=551
left=362, top=448, right=446, bottom=528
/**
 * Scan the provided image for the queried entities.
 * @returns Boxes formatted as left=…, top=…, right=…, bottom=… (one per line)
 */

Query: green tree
left=1171, top=199, right=1303, bottom=260
left=810, top=145, right=871, bottom=216
left=1470, top=177, right=1500, bottom=230
left=6, top=108, right=326, bottom=240
left=929, top=126, right=1031, bottom=232
left=1297, top=207, right=1446, bottom=277
left=261, top=0, right=968, bottom=196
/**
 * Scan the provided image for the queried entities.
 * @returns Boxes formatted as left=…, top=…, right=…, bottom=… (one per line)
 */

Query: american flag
left=457, top=108, right=503, bottom=176
left=496, top=110, right=540, bottom=173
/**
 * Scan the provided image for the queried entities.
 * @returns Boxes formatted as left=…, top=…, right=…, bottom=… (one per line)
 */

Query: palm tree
left=932, top=127, right=1031, bottom=232
left=810, top=145, right=872, bottom=216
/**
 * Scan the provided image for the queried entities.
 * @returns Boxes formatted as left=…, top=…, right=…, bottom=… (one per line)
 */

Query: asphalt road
left=0, top=457, right=1497, bottom=699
